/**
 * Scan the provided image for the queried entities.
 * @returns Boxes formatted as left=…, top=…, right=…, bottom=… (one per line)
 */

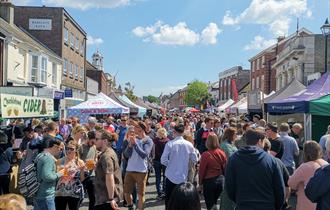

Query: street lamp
left=321, top=18, right=330, bottom=72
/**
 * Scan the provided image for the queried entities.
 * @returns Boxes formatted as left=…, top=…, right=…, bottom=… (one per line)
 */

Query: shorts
left=124, top=172, right=148, bottom=202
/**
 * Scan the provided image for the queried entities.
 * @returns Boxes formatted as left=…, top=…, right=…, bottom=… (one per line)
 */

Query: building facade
left=86, top=60, right=109, bottom=94
left=218, top=66, right=250, bottom=103
left=13, top=5, right=87, bottom=115
left=274, top=32, right=329, bottom=90
left=0, top=2, right=62, bottom=93
left=86, top=77, right=99, bottom=99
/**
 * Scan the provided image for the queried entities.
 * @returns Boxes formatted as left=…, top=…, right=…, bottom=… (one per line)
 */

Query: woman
left=167, top=182, right=201, bottom=210
left=70, top=125, right=87, bottom=145
left=184, top=119, right=193, bottom=137
left=55, top=141, right=85, bottom=210
left=220, top=127, right=238, bottom=210
left=199, top=133, right=227, bottom=210
left=288, top=141, right=328, bottom=210
left=0, top=193, right=27, bottom=210
left=220, top=127, right=238, bottom=157
left=153, top=127, right=169, bottom=200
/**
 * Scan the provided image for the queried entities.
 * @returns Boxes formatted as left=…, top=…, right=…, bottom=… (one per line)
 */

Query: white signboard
left=29, top=19, right=52, bottom=30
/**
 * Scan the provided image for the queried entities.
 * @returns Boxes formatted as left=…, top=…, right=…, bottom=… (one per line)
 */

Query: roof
left=0, top=17, right=62, bottom=61
left=248, top=28, right=313, bottom=61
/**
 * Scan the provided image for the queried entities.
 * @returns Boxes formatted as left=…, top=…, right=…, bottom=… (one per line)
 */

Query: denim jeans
left=153, top=160, right=166, bottom=196
left=34, top=197, right=56, bottom=210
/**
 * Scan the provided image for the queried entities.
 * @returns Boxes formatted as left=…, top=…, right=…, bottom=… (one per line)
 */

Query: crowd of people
left=0, top=113, right=330, bottom=210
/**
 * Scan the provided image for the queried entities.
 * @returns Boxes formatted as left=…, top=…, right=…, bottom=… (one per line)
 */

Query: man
left=266, top=122, right=284, bottom=159
left=161, top=123, right=198, bottom=208
left=252, top=114, right=261, bottom=128
left=19, top=127, right=35, bottom=152
left=225, top=129, right=285, bottom=210
left=34, top=138, right=63, bottom=210
left=319, top=125, right=330, bottom=161
left=115, top=116, right=128, bottom=165
left=44, top=122, right=59, bottom=140
left=87, top=117, right=97, bottom=132
left=305, top=137, right=330, bottom=210
left=195, top=117, right=214, bottom=154
left=94, top=130, right=122, bottom=210
left=264, top=138, right=291, bottom=210
left=58, top=118, right=69, bottom=141
left=71, top=117, right=80, bottom=128
left=0, top=131, right=12, bottom=195
left=290, top=123, right=304, bottom=166
left=79, top=131, right=98, bottom=210
left=123, top=122, right=153, bottom=210
left=278, top=123, right=299, bottom=175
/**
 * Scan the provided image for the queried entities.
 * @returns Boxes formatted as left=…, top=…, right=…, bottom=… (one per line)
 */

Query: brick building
left=218, top=66, right=250, bottom=103
left=14, top=6, right=87, bottom=102
left=86, top=61, right=108, bottom=94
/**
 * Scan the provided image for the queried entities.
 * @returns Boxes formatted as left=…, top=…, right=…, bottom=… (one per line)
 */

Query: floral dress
left=55, top=158, right=84, bottom=200
left=220, top=140, right=238, bottom=210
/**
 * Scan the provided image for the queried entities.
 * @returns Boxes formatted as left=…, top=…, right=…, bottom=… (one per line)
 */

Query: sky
left=12, top=0, right=330, bottom=97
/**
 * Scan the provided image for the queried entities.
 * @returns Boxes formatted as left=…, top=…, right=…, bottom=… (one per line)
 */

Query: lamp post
left=321, top=18, right=330, bottom=72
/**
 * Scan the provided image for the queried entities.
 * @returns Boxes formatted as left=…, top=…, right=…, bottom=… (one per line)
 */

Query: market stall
left=218, top=99, right=234, bottom=112
left=109, top=93, right=139, bottom=115
left=67, top=93, right=129, bottom=123
left=266, top=71, right=330, bottom=140
left=119, top=95, right=147, bottom=118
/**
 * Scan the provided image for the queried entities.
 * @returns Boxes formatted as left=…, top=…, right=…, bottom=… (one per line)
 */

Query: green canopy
left=309, top=95, right=330, bottom=116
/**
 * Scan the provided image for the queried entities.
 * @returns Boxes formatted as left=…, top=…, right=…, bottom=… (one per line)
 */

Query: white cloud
left=133, top=21, right=221, bottom=46
left=244, top=36, right=276, bottom=51
left=201, top=23, right=222, bottom=44
left=87, top=35, right=104, bottom=46
left=41, top=0, right=131, bottom=10
left=222, top=0, right=311, bottom=36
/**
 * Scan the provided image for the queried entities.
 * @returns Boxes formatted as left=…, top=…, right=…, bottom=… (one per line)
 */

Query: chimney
left=0, top=0, right=14, bottom=25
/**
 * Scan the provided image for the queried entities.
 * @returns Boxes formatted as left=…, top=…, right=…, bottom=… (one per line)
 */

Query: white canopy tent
left=218, top=99, right=234, bottom=112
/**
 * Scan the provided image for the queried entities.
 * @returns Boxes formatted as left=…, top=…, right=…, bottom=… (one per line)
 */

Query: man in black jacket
left=225, top=129, right=285, bottom=210
left=195, top=117, right=214, bottom=154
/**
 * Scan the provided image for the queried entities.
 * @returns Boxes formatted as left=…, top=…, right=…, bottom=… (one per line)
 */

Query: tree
left=146, top=95, right=160, bottom=104
left=184, top=80, right=211, bottom=107
left=124, top=82, right=137, bottom=102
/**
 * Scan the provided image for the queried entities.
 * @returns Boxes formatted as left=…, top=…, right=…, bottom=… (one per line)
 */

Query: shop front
left=37, top=87, right=64, bottom=119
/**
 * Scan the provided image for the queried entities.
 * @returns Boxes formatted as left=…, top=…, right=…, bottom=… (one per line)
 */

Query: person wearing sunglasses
left=55, top=141, right=85, bottom=210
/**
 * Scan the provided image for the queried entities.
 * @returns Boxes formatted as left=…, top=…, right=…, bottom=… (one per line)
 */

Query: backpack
left=18, top=153, right=45, bottom=198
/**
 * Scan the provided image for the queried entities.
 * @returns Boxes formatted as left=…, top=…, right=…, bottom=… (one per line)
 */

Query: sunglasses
left=66, top=147, right=76, bottom=151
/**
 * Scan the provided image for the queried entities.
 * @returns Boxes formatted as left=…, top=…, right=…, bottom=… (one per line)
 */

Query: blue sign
left=64, top=89, right=73, bottom=98
left=54, top=91, right=64, bottom=99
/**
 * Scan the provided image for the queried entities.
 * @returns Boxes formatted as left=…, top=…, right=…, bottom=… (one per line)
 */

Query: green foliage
left=124, top=82, right=137, bottom=102
left=184, top=80, right=211, bottom=107
left=146, top=95, right=160, bottom=104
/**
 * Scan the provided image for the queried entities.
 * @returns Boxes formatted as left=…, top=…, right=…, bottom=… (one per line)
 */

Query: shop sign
left=0, top=94, right=53, bottom=118
left=54, top=91, right=64, bottom=99
left=0, top=86, right=33, bottom=96
left=65, top=89, right=73, bottom=98
left=29, top=19, right=52, bottom=30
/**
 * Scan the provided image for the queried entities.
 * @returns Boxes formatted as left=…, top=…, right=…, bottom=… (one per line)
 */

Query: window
left=64, top=28, right=68, bottom=44
left=31, top=55, right=38, bottom=82
left=251, top=61, right=254, bottom=72
left=63, top=59, right=67, bottom=75
left=256, top=76, right=260, bottom=89
left=75, top=37, right=79, bottom=51
left=70, top=32, right=74, bottom=48
left=261, top=75, right=265, bottom=91
left=69, top=61, right=73, bottom=77
left=80, top=67, right=84, bottom=81
left=52, top=63, right=57, bottom=85
left=75, top=64, right=78, bottom=80
left=80, top=41, right=84, bottom=55
left=41, top=57, right=47, bottom=83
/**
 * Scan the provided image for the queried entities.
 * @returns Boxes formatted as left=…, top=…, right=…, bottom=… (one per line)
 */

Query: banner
left=1, top=94, right=53, bottom=118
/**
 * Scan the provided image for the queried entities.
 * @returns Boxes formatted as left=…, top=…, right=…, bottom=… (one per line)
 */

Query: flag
left=231, top=79, right=238, bottom=102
